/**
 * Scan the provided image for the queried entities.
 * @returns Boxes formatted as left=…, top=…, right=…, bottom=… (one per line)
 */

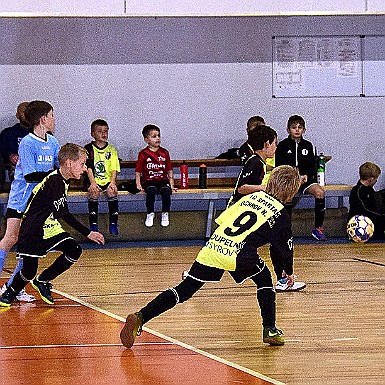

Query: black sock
left=108, top=197, right=119, bottom=224
left=88, top=199, right=99, bottom=225
left=315, top=198, right=326, bottom=228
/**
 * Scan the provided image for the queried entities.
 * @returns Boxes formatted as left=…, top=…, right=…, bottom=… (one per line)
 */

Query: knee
left=21, top=259, right=38, bottom=281
left=159, top=186, right=171, bottom=197
left=88, top=191, right=101, bottom=199
left=146, top=186, right=157, bottom=194
left=173, top=278, right=202, bottom=303
left=314, top=185, right=325, bottom=199
left=66, top=242, right=82, bottom=262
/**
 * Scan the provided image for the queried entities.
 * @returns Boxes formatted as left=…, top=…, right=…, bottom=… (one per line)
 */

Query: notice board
left=272, top=36, right=363, bottom=98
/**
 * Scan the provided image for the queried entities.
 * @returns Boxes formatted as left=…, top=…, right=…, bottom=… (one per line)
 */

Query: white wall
left=0, top=0, right=385, bottom=15
left=1, top=61, right=384, bottom=187
left=0, top=14, right=384, bottom=188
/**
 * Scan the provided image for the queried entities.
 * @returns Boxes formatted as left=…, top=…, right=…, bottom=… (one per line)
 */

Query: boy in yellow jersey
left=121, top=165, right=301, bottom=348
left=85, top=119, right=120, bottom=235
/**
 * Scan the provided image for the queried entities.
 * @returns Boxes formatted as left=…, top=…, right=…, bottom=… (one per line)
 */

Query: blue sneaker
left=90, top=223, right=99, bottom=232
left=312, top=227, right=327, bottom=241
left=109, top=223, right=119, bottom=236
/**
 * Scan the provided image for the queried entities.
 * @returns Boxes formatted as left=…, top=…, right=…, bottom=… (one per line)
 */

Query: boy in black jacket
left=348, top=162, right=385, bottom=239
left=275, top=115, right=326, bottom=241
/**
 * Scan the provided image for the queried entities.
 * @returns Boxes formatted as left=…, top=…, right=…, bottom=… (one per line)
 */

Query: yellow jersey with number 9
left=196, top=191, right=284, bottom=271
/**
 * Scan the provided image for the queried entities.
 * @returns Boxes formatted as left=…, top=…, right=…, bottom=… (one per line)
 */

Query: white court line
left=53, top=289, right=287, bottom=385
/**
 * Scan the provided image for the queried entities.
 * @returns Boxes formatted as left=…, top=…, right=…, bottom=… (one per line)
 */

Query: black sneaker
left=0, top=288, right=17, bottom=307
left=263, top=326, right=285, bottom=346
left=31, top=278, right=54, bottom=304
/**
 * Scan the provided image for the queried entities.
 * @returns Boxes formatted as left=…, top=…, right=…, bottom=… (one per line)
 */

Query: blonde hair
left=58, top=143, right=87, bottom=165
left=266, top=165, right=301, bottom=203
left=359, top=162, right=381, bottom=180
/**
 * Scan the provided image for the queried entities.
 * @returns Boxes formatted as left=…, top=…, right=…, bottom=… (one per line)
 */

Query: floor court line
left=54, top=289, right=286, bottom=385
left=0, top=283, right=285, bottom=385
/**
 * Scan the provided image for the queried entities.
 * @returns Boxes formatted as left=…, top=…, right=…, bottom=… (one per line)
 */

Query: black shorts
left=188, top=256, right=267, bottom=285
left=17, top=232, right=75, bottom=258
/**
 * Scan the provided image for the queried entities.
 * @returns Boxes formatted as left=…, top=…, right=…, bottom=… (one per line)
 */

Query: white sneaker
left=275, top=277, right=306, bottom=292
left=16, top=288, right=36, bottom=302
left=161, top=212, right=169, bottom=227
left=0, top=283, right=7, bottom=295
left=0, top=283, right=36, bottom=302
left=145, top=212, right=155, bottom=227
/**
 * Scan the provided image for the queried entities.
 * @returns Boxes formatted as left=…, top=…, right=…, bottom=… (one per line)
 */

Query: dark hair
left=287, top=115, right=305, bottom=129
left=24, top=100, right=53, bottom=127
left=247, top=116, right=265, bottom=130
left=247, top=125, right=277, bottom=151
left=91, top=119, right=108, bottom=132
left=142, top=124, right=160, bottom=138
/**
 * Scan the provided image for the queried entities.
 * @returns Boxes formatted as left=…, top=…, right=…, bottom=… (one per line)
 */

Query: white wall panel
left=1, top=0, right=384, bottom=16
left=0, top=0, right=124, bottom=15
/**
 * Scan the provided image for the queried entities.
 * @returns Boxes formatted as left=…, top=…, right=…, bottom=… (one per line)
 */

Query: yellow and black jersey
left=18, top=170, right=90, bottom=246
left=228, top=154, right=266, bottom=207
left=85, top=142, right=120, bottom=186
left=196, top=190, right=294, bottom=276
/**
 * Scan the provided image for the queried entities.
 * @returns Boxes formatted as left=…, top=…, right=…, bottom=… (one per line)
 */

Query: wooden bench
left=0, top=184, right=350, bottom=241
left=69, top=158, right=242, bottom=190
left=63, top=184, right=352, bottom=239
left=0, top=153, right=352, bottom=241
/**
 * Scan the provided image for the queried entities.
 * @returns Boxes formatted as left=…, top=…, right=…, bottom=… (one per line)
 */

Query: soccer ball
left=346, top=215, right=374, bottom=243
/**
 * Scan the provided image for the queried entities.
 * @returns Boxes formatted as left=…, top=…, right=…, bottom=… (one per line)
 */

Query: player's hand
left=88, top=231, right=105, bottom=245
left=9, top=154, right=19, bottom=165
left=107, top=182, right=118, bottom=195
left=88, top=183, right=102, bottom=196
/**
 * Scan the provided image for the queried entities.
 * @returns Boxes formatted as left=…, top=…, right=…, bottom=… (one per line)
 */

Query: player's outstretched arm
left=88, top=231, right=105, bottom=245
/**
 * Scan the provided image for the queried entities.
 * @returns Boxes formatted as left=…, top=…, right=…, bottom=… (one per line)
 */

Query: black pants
left=10, top=235, right=82, bottom=294
left=139, top=264, right=276, bottom=328
left=143, top=180, right=172, bottom=213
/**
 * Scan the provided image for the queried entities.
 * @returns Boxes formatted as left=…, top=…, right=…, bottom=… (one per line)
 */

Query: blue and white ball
left=346, top=215, right=374, bottom=243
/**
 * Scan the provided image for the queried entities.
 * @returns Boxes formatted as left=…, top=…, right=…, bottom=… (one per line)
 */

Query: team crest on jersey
left=105, top=152, right=111, bottom=160
left=158, top=155, right=166, bottom=162
left=302, top=149, right=308, bottom=155
left=95, top=161, right=106, bottom=176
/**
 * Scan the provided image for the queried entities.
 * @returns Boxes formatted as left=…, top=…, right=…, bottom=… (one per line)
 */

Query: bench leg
left=205, top=200, right=215, bottom=240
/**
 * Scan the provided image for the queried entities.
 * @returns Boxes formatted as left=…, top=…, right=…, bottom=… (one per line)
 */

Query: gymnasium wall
left=0, top=14, right=385, bottom=186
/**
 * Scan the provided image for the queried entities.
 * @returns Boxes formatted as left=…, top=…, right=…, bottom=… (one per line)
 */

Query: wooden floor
left=1, top=240, right=384, bottom=384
